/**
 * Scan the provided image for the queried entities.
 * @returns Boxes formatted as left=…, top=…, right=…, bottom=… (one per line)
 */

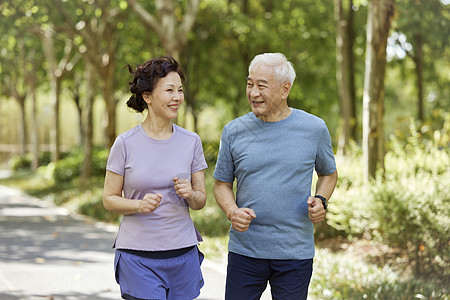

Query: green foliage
left=191, top=167, right=230, bottom=237
left=371, top=119, right=450, bottom=281
left=202, top=141, right=220, bottom=167
left=192, top=204, right=230, bottom=237
left=8, top=151, right=52, bottom=171
left=8, top=154, right=31, bottom=170
left=325, top=142, right=375, bottom=239
left=328, top=117, right=450, bottom=284
left=311, top=248, right=449, bottom=299
left=38, top=147, right=108, bottom=184
left=50, top=153, right=83, bottom=184
left=92, top=147, right=109, bottom=176
left=76, top=189, right=121, bottom=224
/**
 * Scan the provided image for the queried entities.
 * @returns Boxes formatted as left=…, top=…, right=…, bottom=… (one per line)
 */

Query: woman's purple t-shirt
left=106, top=123, right=208, bottom=251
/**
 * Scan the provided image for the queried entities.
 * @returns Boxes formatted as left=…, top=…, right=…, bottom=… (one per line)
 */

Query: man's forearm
left=315, top=170, right=338, bottom=199
left=214, top=179, right=238, bottom=220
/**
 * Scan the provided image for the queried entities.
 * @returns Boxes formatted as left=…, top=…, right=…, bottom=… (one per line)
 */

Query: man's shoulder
left=224, top=112, right=254, bottom=129
left=291, top=108, right=326, bottom=126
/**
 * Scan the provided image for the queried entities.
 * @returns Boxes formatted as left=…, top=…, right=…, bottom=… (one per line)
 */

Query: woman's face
left=144, top=71, right=184, bottom=120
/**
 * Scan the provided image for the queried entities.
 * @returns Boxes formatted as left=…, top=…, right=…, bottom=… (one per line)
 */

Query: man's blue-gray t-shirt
left=213, top=108, right=336, bottom=260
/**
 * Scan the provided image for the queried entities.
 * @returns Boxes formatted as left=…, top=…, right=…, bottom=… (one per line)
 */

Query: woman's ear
left=142, top=92, right=152, bottom=105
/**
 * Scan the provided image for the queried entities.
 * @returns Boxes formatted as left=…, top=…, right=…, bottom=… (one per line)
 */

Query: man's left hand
left=307, top=196, right=325, bottom=223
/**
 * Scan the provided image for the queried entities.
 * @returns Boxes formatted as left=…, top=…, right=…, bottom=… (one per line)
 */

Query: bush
left=327, top=118, right=450, bottom=284
left=38, top=147, right=109, bottom=184
left=325, top=143, right=376, bottom=240
left=191, top=167, right=230, bottom=237
left=311, top=248, right=449, bottom=299
left=203, top=141, right=220, bottom=168
left=92, top=147, right=109, bottom=176
left=52, top=154, right=83, bottom=183
left=8, top=151, right=55, bottom=171
left=76, top=189, right=120, bottom=223
left=370, top=121, right=450, bottom=281
left=9, top=154, right=31, bottom=170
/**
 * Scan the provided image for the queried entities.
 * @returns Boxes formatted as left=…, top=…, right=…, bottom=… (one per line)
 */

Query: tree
left=126, top=0, right=201, bottom=128
left=0, top=1, right=44, bottom=162
left=51, top=0, right=128, bottom=148
left=40, top=23, right=78, bottom=162
left=362, top=0, right=395, bottom=181
left=126, top=0, right=200, bottom=61
left=81, top=58, right=96, bottom=181
left=392, top=0, right=449, bottom=122
left=26, top=49, right=40, bottom=171
left=335, top=0, right=357, bottom=155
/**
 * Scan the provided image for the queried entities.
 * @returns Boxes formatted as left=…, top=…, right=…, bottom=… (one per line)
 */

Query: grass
left=0, top=170, right=448, bottom=299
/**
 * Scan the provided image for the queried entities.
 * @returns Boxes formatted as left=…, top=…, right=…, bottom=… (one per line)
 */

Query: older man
left=213, top=53, right=338, bottom=300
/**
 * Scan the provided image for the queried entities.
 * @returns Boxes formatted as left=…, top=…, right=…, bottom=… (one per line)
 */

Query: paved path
left=0, top=184, right=231, bottom=300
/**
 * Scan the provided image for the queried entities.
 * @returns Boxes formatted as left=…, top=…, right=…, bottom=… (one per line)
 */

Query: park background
left=0, top=0, right=449, bottom=299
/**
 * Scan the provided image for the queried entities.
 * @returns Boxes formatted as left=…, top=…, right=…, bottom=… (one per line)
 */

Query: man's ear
left=282, top=81, right=291, bottom=100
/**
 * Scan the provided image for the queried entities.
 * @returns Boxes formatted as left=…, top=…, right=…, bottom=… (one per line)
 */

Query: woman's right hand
left=138, top=193, right=162, bottom=213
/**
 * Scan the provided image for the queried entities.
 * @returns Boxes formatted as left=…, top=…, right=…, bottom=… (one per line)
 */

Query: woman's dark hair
left=125, top=56, right=185, bottom=112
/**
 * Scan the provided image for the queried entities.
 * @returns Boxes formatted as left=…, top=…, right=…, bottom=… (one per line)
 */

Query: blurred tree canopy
left=0, top=0, right=449, bottom=179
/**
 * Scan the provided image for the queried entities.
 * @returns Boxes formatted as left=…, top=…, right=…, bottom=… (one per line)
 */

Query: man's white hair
left=248, top=53, right=296, bottom=85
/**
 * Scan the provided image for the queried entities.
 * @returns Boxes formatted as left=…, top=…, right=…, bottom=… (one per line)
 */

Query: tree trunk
left=335, top=0, right=357, bottom=156
left=103, top=73, right=117, bottom=149
left=4, top=76, right=27, bottom=156
left=48, top=78, right=61, bottom=162
left=28, top=64, right=39, bottom=171
left=71, top=72, right=84, bottom=146
left=16, top=95, right=27, bottom=156
left=101, top=23, right=118, bottom=149
left=413, top=33, right=424, bottom=122
left=81, top=60, right=95, bottom=181
left=182, top=52, right=197, bottom=131
left=41, top=27, right=61, bottom=162
left=362, top=0, right=395, bottom=181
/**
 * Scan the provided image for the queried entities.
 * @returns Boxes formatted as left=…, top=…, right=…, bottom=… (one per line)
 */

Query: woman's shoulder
left=174, top=124, right=202, bottom=140
left=116, top=124, right=143, bottom=142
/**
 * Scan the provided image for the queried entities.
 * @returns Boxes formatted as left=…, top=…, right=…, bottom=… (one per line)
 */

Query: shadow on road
left=0, top=290, right=118, bottom=300
left=0, top=185, right=121, bottom=299
left=0, top=184, right=228, bottom=300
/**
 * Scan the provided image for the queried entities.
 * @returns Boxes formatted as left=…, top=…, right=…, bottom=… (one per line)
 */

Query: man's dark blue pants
left=225, top=252, right=313, bottom=300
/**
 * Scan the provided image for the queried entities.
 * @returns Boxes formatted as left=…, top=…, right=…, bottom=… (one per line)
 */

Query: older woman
left=103, top=56, right=207, bottom=300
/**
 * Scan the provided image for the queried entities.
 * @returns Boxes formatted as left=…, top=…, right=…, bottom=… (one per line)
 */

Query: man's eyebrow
left=246, top=77, right=269, bottom=84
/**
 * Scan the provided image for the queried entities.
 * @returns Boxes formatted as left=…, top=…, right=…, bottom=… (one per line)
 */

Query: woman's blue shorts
left=114, top=246, right=204, bottom=300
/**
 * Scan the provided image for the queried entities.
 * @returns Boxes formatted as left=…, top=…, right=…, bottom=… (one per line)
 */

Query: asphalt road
left=0, top=184, right=230, bottom=300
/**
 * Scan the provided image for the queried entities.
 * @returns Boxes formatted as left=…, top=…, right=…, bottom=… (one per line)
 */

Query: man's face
left=246, top=63, right=289, bottom=122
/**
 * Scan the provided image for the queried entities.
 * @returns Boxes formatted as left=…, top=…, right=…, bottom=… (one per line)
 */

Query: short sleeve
left=213, top=126, right=235, bottom=183
left=191, top=134, right=208, bottom=174
left=315, top=123, right=337, bottom=175
left=106, top=136, right=126, bottom=176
